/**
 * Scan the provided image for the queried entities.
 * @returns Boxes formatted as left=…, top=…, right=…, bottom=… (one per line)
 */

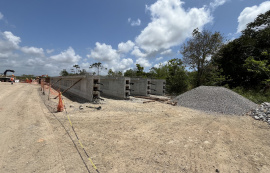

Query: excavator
left=0, top=69, right=15, bottom=82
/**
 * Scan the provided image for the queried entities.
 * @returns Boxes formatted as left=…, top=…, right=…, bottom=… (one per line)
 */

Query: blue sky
left=0, top=0, right=270, bottom=76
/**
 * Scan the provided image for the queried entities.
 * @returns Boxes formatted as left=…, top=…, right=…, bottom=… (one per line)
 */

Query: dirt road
left=0, top=83, right=66, bottom=172
left=1, top=83, right=270, bottom=173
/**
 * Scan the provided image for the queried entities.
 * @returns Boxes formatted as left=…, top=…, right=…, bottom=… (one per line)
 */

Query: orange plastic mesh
left=57, top=91, right=64, bottom=112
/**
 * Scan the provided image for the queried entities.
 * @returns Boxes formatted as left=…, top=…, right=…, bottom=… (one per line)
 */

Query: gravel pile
left=249, top=102, right=270, bottom=124
left=174, top=86, right=257, bottom=115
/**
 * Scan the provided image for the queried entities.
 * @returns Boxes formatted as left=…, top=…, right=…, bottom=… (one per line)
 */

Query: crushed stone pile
left=174, top=86, right=257, bottom=115
left=249, top=102, right=270, bottom=125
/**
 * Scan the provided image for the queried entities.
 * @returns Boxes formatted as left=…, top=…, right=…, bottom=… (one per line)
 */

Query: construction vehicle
left=0, top=69, right=15, bottom=82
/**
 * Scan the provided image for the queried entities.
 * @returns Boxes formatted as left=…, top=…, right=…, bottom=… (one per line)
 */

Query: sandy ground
left=0, top=82, right=270, bottom=173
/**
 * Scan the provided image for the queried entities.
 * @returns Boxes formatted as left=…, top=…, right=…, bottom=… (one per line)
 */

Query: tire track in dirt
left=38, top=91, right=95, bottom=173
left=36, top=86, right=68, bottom=173
left=0, top=84, right=27, bottom=170
left=0, top=83, right=66, bottom=173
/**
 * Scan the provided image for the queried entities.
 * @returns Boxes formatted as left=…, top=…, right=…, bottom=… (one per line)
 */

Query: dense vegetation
left=211, top=10, right=270, bottom=103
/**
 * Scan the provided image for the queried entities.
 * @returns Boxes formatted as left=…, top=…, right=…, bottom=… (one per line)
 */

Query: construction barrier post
left=42, top=81, right=45, bottom=95
left=48, top=82, right=51, bottom=100
left=57, top=91, right=64, bottom=112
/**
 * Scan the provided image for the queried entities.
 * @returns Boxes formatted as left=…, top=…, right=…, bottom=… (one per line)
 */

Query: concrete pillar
left=130, top=78, right=151, bottom=96
left=100, top=76, right=131, bottom=99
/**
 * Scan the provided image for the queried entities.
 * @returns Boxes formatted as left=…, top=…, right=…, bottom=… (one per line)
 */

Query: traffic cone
left=57, top=91, right=64, bottom=112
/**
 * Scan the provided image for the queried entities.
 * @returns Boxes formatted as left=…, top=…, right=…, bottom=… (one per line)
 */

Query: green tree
left=166, top=59, right=189, bottom=94
left=117, top=71, right=123, bottom=76
left=136, top=64, right=145, bottom=77
left=180, top=28, right=224, bottom=87
left=107, top=69, right=123, bottom=77
left=124, top=64, right=146, bottom=77
left=149, top=64, right=168, bottom=79
left=213, top=10, right=270, bottom=88
left=79, top=69, right=88, bottom=75
left=16, top=74, right=35, bottom=80
left=107, top=69, right=114, bottom=76
left=244, top=51, right=270, bottom=92
left=212, top=38, right=251, bottom=87
left=124, top=69, right=136, bottom=77
left=60, top=69, right=69, bottom=76
left=89, top=62, right=107, bottom=76
left=73, top=64, right=80, bottom=74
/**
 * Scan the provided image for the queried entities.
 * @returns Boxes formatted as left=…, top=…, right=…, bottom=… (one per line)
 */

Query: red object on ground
left=57, top=92, right=64, bottom=112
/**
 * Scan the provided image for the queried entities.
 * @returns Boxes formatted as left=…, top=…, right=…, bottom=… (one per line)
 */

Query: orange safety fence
left=40, top=81, right=64, bottom=112
left=41, top=81, right=59, bottom=96
left=39, top=80, right=100, bottom=172
left=20, top=79, right=39, bottom=84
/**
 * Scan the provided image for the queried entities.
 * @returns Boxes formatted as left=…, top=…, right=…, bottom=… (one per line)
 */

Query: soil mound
left=174, top=86, right=257, bottom=115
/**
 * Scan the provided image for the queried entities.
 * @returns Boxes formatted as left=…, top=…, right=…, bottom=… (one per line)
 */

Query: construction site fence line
left=39, top=81, right=101, bottom=173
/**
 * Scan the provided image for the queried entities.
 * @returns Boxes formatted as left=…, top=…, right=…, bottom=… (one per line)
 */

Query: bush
left=232, top=87, right=270, bottom=104
left=165, top=59, right=189, bottom=95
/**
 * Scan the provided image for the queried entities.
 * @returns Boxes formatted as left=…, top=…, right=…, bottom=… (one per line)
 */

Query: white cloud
left=128, top=18, right=141, bottom=26
left=118, top=40, right=135, bottom=53
left=0, top=12, right=3, bottom=20
left=3, top=31, right=21, bottom=47
left=0, top=31, right=21, bottom=59
left=25, top=58, right=45, bottom=66
left=154, top=61, right=168, bottom=68
left=87, top=42, right=134, bottom=72
left=135, top=0, right=212, bottom=54
left=210, top=0, right=228, bottom=10
left=0, top=31, right=83, bottom=76
left=114, top=58, right=134, bottom=71
left=0, top=59, right=19, bottom=69
left=0, top=52, right=18, bottom=59
left=21, top=46, right=45, bottom=57
left=81, top=62, right=90, bottom=69
left=50, top=47, right=81, bottom=63
left=1, top=31, right=21, bottom=50
left=156, top=57, right=163, bottom=61
left=160, top=49, right=173, bottom=55
left=89, top=57, right=133, bottom=74
left=131, top=46, right=147, bottom=58
left=237, top=1, right=270, bottom=33
left=135, top=57, right=152, bottom=67
left=46, top=49, right=54, bottom=54
left=87, top=42, right=120, bottom=61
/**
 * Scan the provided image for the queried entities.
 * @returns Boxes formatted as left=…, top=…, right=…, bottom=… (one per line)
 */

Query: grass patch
left=232, top=87, right=270, bottom=104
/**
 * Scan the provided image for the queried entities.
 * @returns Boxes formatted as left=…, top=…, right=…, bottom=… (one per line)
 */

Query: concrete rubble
left=249, top=102, right=270, bottom=125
